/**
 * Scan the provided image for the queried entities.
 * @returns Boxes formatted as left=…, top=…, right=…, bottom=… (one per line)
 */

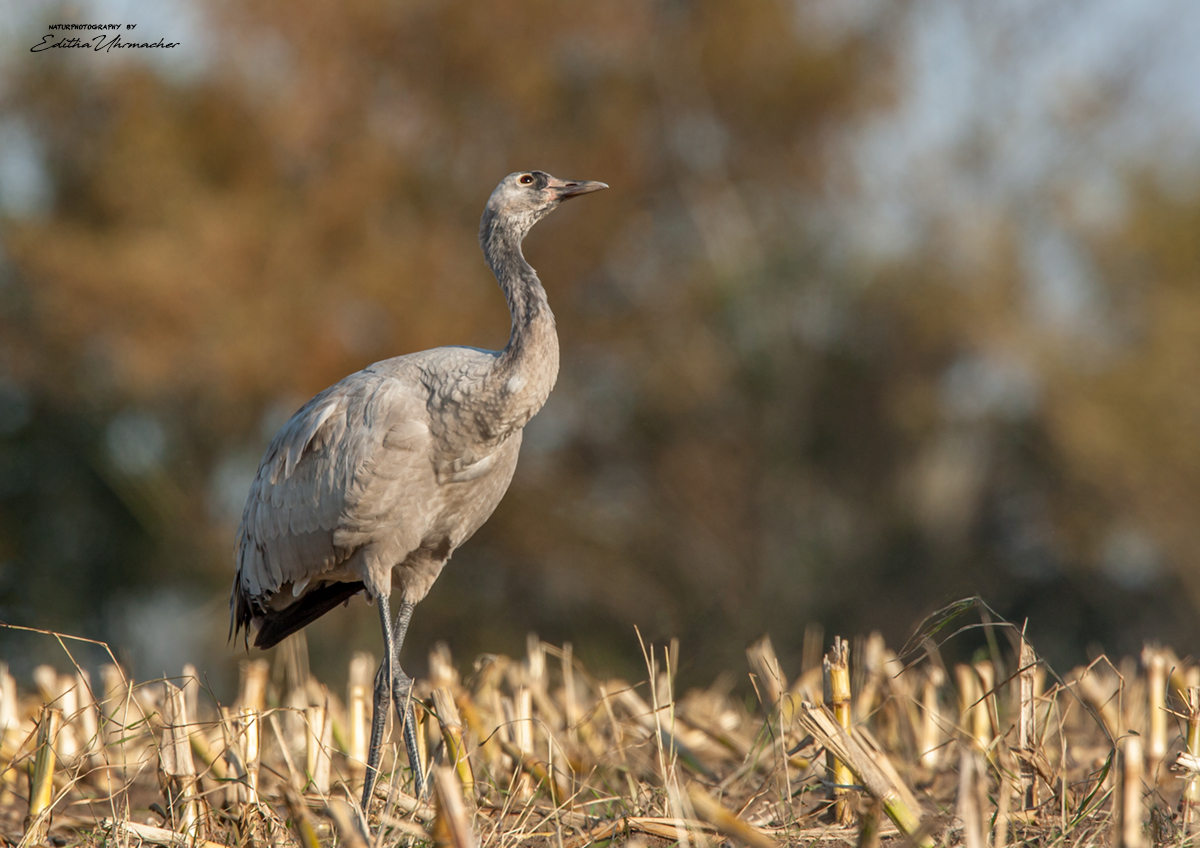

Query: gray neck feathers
left=477, top=203, right=560, bottom=435
left=480, top=207, right=550, bottom=354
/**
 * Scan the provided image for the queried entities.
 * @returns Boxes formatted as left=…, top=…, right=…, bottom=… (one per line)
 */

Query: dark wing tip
left=229, top=578, right=255, bottom=650
left=252, top=580, right=366, bottom=650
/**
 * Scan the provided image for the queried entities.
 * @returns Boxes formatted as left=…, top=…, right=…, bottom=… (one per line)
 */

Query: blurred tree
left=2, top=0, right=1200, bottom=686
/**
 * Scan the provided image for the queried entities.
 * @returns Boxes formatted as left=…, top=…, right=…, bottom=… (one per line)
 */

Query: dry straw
left=0, top=599, right=1189, bottom=847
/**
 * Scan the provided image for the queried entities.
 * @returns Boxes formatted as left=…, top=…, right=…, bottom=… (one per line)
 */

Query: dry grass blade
left=687, top=782, right=779, bottom=848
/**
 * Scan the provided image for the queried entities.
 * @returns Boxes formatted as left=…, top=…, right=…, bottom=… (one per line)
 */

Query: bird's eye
left=519, top=174, right=534, bottom=185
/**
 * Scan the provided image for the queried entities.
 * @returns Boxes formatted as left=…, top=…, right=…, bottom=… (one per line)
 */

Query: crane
left=230, top=170, right=607, bottom=810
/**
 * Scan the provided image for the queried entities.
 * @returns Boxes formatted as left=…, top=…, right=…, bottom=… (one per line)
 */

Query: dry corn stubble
left=0, top=601, right=1184, bottom=847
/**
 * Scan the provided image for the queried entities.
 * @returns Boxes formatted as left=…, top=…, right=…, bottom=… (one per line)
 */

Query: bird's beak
left=550, top=178, right=609, bottom=200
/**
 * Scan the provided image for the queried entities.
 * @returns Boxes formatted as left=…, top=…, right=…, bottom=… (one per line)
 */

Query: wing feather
left=232, top=369, right=432, bottom=639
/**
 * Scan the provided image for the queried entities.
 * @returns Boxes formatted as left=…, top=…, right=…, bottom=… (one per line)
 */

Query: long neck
left=479, top=217, right=560, bottom=436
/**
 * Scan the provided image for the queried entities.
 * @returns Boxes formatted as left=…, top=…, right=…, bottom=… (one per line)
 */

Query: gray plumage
left=230, top=170, right=606, bottom=807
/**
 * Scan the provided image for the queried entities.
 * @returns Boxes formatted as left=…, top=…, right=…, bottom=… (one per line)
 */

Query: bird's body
left=230, top=170, right=605, bottom=810
left=232, top=341, right=553, bottom=643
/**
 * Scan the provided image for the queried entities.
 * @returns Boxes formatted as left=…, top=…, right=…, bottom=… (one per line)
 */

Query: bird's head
left=480, top=170, right=608, bottom=246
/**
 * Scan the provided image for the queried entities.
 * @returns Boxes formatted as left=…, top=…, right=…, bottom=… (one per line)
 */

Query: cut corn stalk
left=687, top=782, right=780, bottom=848
left=434, top=687, right=474, bottom=796
left=857, top=797, right=882, bottom=848
left=825, top=636, right=855, bottom=825
left=1142, top=645, right=1166, bottom=784
left=0, top=663, right=18, bottom=803
left=159, top=681, right=206, bottom=837
left=432, top=764, right=477, bottom=848
left=956, top=664, right=985, bottom=751
left=34, top=668, right=79, bottom=764
left=796, top=701, right=933, bottom=848
left=98, top=664, right=131, bottom=786
left=497, top=736, right=566, bottom=807
left=1117, top=734, right=1144, bottom=848
left=346, top=651, right=373, bottom=789
left=72, top=670, right=100, bottom=764
left=852, top=633, right=887, bottom=723
left=325, top=799, right=372, bottom=848
left=561, top=641, right=578, bottom=746
left=237, top=659, right=269, bottom=711
left=429, top=641, right=460, bottom=691
left=956, top=745, right=986, bottom=848
left=1182, top=686, right=1200, bottom=831
left=1075, top=667, right=1121, bottom=740
left=24, top=704, right=61, bottom=846
left=101, top=818, right=228, bottom=848
left=993, top=749, right=1013, bottom=848
left=3, top=611, right=1189, bottom=848
left=1017, top=634, right=1038, bottom=810
left=282, top=786, right=322, bottom=848
left=746, top=635, right=787, bottom=712
left=304, top=701, right=331, bottom=794
left=219, top=707, right=251, bottom=805
left=367, top=780, right=436, bottom=820
left=187, top=725, right=228, bottom=782
left=919, top=665, right=944, bottom=770
left=973, top=661, right=996, bottom=749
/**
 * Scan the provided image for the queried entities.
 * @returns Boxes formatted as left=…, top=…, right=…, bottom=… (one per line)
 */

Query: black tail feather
left=253, top=580, right=366, bottom=650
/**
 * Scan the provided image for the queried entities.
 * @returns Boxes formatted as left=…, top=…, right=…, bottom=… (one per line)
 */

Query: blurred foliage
left=2, top=0, right=1200, bottom=690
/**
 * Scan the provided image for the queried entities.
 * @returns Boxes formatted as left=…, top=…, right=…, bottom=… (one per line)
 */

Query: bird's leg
left=361, top=598, right=396, bottom=812
left=389, top=601, right=426, bottom=797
